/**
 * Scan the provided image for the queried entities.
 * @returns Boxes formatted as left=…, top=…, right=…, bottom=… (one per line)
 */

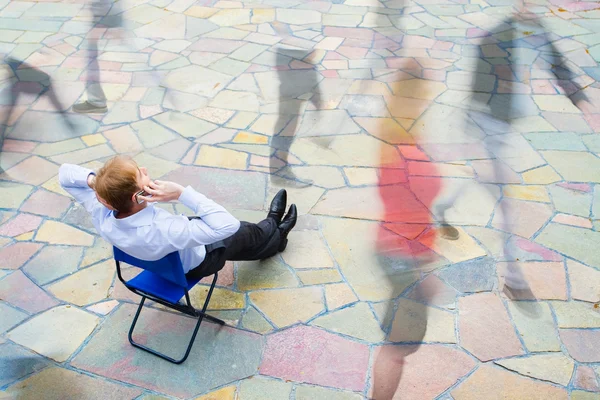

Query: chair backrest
left=113, top=246, right=187, bottom=287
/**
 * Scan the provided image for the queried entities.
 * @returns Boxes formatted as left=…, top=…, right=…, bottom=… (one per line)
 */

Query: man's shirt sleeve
left=58, top=164, right=105, bottom=216
left=164, top=186, right=241, bottom=249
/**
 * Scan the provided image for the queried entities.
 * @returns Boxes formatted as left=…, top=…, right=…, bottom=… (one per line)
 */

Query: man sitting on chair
left=59, top=155, right=297, bottom=281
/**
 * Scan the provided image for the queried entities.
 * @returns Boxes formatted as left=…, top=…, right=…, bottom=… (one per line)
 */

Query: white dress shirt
left=59, top=164, right=240, bottom=273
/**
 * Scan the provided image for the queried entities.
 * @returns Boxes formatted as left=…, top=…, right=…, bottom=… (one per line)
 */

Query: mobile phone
left=135, top=190, right=149, bottom=204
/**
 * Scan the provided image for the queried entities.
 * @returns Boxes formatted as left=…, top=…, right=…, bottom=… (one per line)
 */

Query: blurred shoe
left=278, top=204, right=297, bottom=252
left=267, top=189, right=287, bottom=224
left=439, top=224, right=460, bottom=240
left=72, top=101, right=107, bottom=114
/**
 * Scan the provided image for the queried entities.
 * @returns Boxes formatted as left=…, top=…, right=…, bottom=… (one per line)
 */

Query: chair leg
left=196, top=272, right=225, bottom=325
left=127, top=273, right=225, bottom=364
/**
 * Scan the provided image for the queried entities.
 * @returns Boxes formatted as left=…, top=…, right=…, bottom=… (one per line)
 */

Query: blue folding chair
left=114, top=246, right=225, bottom=364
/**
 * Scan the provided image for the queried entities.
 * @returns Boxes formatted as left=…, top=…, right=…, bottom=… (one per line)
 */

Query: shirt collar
left=110, top=204, right=155, bottom=228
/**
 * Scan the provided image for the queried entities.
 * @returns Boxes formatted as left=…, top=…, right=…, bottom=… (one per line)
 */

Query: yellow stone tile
left=297, top=269, right=343, bottom=285
left=185, top=6, right=219, bottom=18
left=15, top=232, right=34, bottom=241
left=250, top=287, right=324, bottom=327
left=419, top=227, right=486, bottom=263
left=42, top=175, right=74, bottom=198
left=522, top=165, right=562, bottom=184
left=251, top=8, right=275, bottom=23
left=395, top=118, right=415, bottom=130
left=325, top=283, right=358, bottom=310
left=194, top=386, right=236, bottom=400
left=348, top=80, right=391, bottom=96
left=47, top=261, right=114, bottom=306
left=344, top=167, right=378, bottom=186
left=189, top=286, right=245, bottom=310
left=195, top=146, right=248, bottom=170
left=354, top=117, right=414, bottom=144
left=233, top=131, right=269, bottom=144
left=389, top=79, right=447, bottom=100
left=503, top=185, right=551, bottom=203
left=303, top=49, right=326, bottom=65
left=81, top=134, right=106, bottom=147
left=35, top=220, right=94, bottom=246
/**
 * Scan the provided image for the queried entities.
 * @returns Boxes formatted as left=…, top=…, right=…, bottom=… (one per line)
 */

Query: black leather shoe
left=278, top=204, right=297, bottom=252
left=267, top=189, right=287, bottom=223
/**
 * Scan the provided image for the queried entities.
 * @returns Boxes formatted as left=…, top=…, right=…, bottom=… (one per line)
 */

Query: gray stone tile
left=524, top=132, right=587, bottom=151
left=22, top=246, right=83, bottom=285
left=0, top=342, right=50, bottom=388
left=71, top=303, right=263, bottom=398
left=0, top=301, right=28, bottom=334
left=437, top=257, right=496, bottom=293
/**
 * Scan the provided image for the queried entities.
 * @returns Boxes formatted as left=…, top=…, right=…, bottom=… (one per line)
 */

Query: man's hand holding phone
left=139, top=180, right=184, bottom=203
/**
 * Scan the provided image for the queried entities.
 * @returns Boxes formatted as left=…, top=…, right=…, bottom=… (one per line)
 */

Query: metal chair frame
left=115, top=255, right=224, bottom=364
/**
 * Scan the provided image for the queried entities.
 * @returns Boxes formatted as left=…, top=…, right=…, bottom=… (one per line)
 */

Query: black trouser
left=185, top=218, right=281, bottom=280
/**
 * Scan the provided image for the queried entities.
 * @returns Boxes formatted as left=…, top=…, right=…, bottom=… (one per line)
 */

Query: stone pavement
left=1, top=0, right=600, bottom=398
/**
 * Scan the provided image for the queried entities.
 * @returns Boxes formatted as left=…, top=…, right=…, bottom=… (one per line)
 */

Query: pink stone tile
left=370, top=344, right=476, bottom=400
left=373, top=38, right=400, bottom=50
left=63, top=57, right=92, bottom=69
left=378, top=169, right=408, bottom=185
left=494, top=65, right=515, bottom=81
left=260, top=325, right=370, bottom=391
left=399, top=145, right=429, bottom=161
left=337, top=46, right=369, bottom=59
left=0, top=242, right=44, bottom=270
left=323, top=27, right=374, bottom=40
left=86, top=27, right=107, bottom=39
left=2, top=139, right=37, bottom=153
left=200, top=261, right=234, bottom=287
left=0, top=214, right=43, bottom=237
left=20, top=189, right=71, bottom=218
left=498, top=262, right=567, bottom=300
left=320, top=70, right=339, bottom=78
left=290, top=60, right=313, bottom=69
left=325, top=51, right=346, bottom=60
left=557, top=182, right=592, bottom=193
left=342, top=38, right=372, bottom=48
left=382, top=223, right=427, bottom=240
left=140, top=104, right=162, bottom=119
left=459, top=292, right=525, bottom=361
left=498, top=80, right=531, bottom=94
left=491, top=198, right=553, bottom=238
left=552, top=213, right=593, bottom=228
left=24, top=48, right=65, bottom=67
left=584, top=114, right=600, bottom=132
left=247, top=64, right=269, bottom=72
left=402, top=35, right=436, bottom=49
left=0, top=105, right=28, bottom=125
left=52, top=43, right=77, bottom=56
left=97, top=61, right=122, bottom=71
left=422, top=69, right=446, bottom=82
left=273, top=65, right=290, bottom=71
left=560, top=329, right=600, bottom=362
left=0, top=270, right=58, bottom=313
left=87, top=299, right=119, bottom=316
left=467, top=28, right=491, bottom=38
left=433, top=41, right=453, bottom=51
left=509, top=237, right=562, bottom=261
left=574, top=365, right=600, bottom=391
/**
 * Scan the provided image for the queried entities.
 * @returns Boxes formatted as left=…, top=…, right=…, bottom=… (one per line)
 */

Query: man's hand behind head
left=140, top=180, right=184, bottom=203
